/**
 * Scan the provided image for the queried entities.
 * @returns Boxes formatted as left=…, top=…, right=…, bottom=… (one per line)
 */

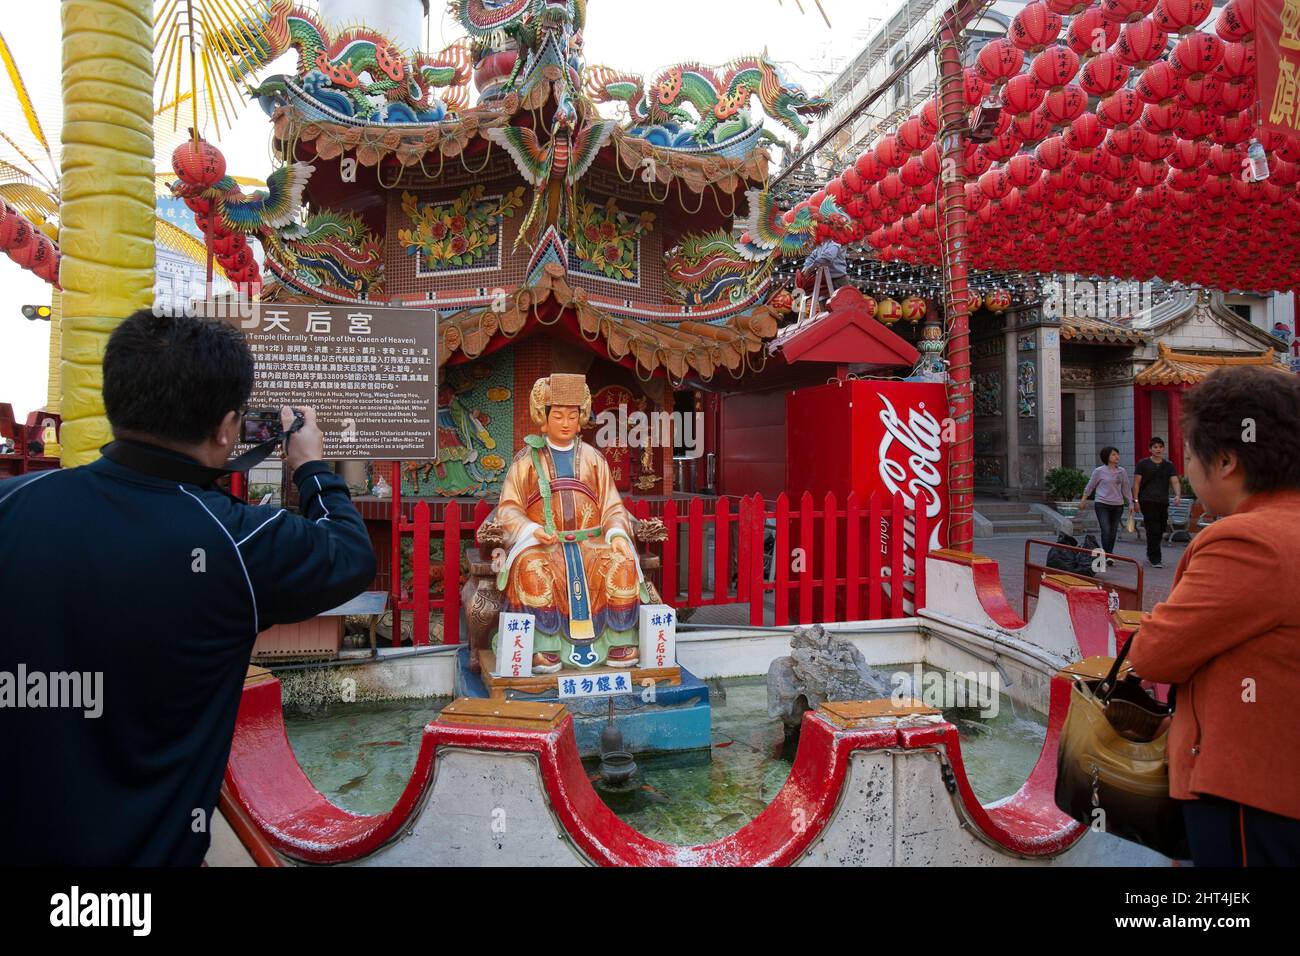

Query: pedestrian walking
left=1079, top=446, right=1135, bottom=564
left=1133, top=437, right=1183, bottom=568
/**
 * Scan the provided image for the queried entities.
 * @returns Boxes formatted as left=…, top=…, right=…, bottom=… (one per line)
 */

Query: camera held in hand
left=241, top=407, right=305, bottom=446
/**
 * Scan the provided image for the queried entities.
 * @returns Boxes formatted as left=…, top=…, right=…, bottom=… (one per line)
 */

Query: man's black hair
left=1148, top=437, right=1165, bottom=448
left=1098, top=446, right=1119, bottom=465
left=1182, top=366, right=1300, bottom=494
left=103, top=309, right=254, bottom=445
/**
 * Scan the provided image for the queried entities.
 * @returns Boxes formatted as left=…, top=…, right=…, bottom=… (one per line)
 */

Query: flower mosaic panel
left=567, top=196, right=655, bottom=286
left=399, top=186, right=526, bottom=277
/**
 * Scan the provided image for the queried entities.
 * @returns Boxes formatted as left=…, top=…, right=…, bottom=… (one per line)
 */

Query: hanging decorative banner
left=1258, top=0, right=1300, bottom=138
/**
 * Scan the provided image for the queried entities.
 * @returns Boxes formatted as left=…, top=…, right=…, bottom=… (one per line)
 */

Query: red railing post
left=412, top=499, right=430, bottom=647
left=798, top=491, right=815, bottom=625
left=737, top=495, right=750, bottom=603
left=822, top=491, right=838, bottom=623
left=662, top=498, right=678, bottom=606
left=889, top=494, right=906, bottom=618
left=390, top=461, right=403, bottom=647
left=714, top=496, right=730, bottom=604
left=774, top=493, right=790, bottom=626
left=845, top=492, right=861, bottom=620
left=444, top=500, right=461, bottom=645
left=868, top=493, right=883, bottom=620
left=687, top=496, right=704, bottom=607
left=749, top=494, right=766, bottom=626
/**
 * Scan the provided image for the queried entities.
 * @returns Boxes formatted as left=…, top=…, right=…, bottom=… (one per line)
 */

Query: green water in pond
left=281, top=670, right=1045, bottom=844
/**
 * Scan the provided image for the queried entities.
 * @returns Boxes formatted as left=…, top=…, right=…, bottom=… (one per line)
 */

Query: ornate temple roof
left=1060, top=315, right=1147, bottom=348
left=1134, top=342, right=1289, bottom=387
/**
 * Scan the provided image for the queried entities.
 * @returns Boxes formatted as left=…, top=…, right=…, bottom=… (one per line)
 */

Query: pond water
left=282, top=668, right=1046, bottom=845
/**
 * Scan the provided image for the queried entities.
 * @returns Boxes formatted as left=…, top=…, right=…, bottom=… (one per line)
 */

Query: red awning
left=773, top=286, right=920, bottom=367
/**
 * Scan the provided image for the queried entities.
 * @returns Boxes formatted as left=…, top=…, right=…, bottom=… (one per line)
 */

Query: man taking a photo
left=0, top=309, right=377, bottom=866
left=1133, top=436, right=1183, bottom=569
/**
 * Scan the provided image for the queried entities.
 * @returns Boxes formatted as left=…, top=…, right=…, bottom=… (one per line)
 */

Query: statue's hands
left=534, top=528, right=557, bottom=545
left=612, top=535, right=636, bottom=559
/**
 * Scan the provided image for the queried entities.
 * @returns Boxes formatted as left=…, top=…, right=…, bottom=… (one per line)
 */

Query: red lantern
left=1116, top=19, right=1170, bottom=68
left=1007, top=153, right=1043, bottom=187
left=1017, top=109, right=1055, bottom=142
left=171, top=138, right=227, bottom=189
left=1067, top=113, right=1107, bottom=151
left=1136, top=60, right=1182, bottom=105
left=0, top=208, right=33, bottom=250
left=977, top=39, right=1025, bottom=86
left=1067, top=9, right=1120, bottom=59
left=897, top=116, right=933, bottom=154
left=1030, top=44, right=1080, bottom=90
left=985, top=289, right=1012, bottom=312
left=966, top=143, right=994, bottom=177
left=876, top=134, right=905, bottom=168
left=900, top=155, right=933, bottom=187
left=901, top=295, right=928, bottom=323
left=1001, top=73, right=1045, bottom=117
left=1216, top=108, right=1257, bottom=146
left=1137, top=130, right=1176, bottom=160
left=1036, top=134, right=1073, bottom=169
left=979, top=168, right=1014, bottom=200
left=856, top=150, right=886, bottom=183
left=1106, top=127, right=1148, bottom=157
left=965, top=181, right=989, bottom=212
left=1175, top=108, right=1221, bottom=140
left=1011, top=2, right=1063, bottom=53
left=1171, top=32, right=1224, bottom=80
left=1178, top=74, right=1223, bottom=109
left=1216, top=0, right=1255, bottom=42
left=1213, top=81, right=1255, bottom=115
left=1153, top=0, right=1213, bottom=36
left=1041, top=85, right=1087, bottom=125
left=1099, top=89, right=1143, bottom=129
left=1101, top=0, right=1159, bottom=24
left=1214, top=41, right=1256, bottom=85
left=920, top=97, right=940, bottom=133
left=1079, top=52, right=1130, bottom=96
left=964, top=68, right=992, bottom=107
left=1167, top=137, right=1210, bottom=168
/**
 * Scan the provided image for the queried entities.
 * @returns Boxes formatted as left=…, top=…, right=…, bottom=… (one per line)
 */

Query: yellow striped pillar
left=58, top=0, right=155, bottom=466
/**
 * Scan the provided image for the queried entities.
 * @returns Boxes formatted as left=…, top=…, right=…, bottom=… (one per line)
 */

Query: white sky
left=0, top=0, right=887, bottom=419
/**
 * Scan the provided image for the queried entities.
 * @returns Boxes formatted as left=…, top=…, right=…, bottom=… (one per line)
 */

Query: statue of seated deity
left=493, top=374, right=648, bottom=673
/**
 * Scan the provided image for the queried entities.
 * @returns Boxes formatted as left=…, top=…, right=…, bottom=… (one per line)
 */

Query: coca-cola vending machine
left=786, top=379, right=950, bottom=614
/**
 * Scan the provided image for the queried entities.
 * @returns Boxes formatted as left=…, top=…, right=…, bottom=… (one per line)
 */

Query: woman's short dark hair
left=1099, top=446, right=1119, bottom=465
left=103, top=309, right=254, bottom=444
left=1182, top=365, right=1300, bottom=493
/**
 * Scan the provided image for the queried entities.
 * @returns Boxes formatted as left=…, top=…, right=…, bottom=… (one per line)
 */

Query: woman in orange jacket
left=1129, top=365, right=1300, bottom=866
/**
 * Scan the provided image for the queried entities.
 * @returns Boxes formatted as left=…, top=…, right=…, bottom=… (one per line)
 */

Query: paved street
left=973, top=531, right=1186, bottom=615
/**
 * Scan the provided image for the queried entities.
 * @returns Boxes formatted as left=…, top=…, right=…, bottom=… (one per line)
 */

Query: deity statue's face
left=543, top=405, right=581, bottom=445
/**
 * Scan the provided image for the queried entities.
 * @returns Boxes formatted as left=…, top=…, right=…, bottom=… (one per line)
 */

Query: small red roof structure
left=772, top=286, right=920, bottom=369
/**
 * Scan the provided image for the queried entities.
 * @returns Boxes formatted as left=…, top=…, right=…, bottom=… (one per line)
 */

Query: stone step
left=988, top=519, right=1054, bottom=533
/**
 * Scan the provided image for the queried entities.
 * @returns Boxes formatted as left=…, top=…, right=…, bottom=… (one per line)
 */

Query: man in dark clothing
left=1133, top=436, right=1183, bottom=568
left=0, top=310, right=376, bottom=866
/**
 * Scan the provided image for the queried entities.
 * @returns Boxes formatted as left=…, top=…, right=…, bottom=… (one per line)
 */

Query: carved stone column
left=1008, top=304, right=1062, bottom=499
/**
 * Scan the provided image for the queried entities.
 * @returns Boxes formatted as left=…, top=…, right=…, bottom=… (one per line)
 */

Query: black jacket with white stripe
left=0, top=442, right=376, bottom=865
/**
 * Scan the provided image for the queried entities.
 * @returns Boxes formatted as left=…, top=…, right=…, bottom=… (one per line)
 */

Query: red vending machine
left=786, top=379, right=950, bottom=616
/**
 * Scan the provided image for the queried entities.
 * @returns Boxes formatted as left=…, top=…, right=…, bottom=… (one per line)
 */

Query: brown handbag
left=1054, top=631, right=1189, bottom=859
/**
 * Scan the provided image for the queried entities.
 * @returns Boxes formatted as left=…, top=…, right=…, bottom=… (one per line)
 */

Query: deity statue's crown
left=529, top=373, right=592, bottom=425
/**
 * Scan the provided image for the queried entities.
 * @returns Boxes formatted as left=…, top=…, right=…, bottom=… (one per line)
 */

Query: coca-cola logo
left=877, top=394, right=943, bottom=519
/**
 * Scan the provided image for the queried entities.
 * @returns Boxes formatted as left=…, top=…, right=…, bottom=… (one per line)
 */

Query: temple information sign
left=210, top=303, right=437, bottom=459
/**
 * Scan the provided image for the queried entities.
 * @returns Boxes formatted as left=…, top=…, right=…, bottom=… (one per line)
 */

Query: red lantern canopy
left=1099, top=89, right=1144, bottom=129
left=1153, top=0, right=1213, bottom=36
left=1030, top=44, right=1080, bottom=90
left=1011, top=2, right=1063, bottom=53
left=1101, top=0, right=1159, bottom=24
left=977, top=38, right=1025, bottom=86
left=1084, top=55, right=1133, bottom=101
left=1116, top=18, right=1170, bottom=68
left=1171, top=32, right=1224, bottom=80
left=1216, top=0, right=1255, bottom=42
left=1067, top=9, right=1120, bottom=59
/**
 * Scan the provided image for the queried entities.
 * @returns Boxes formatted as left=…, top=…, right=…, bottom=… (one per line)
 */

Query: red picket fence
left=389, top=475, right=929, bottom=647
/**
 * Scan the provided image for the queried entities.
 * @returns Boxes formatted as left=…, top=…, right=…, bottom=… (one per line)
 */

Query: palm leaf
left=153, top=0, right=272, bottom=139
